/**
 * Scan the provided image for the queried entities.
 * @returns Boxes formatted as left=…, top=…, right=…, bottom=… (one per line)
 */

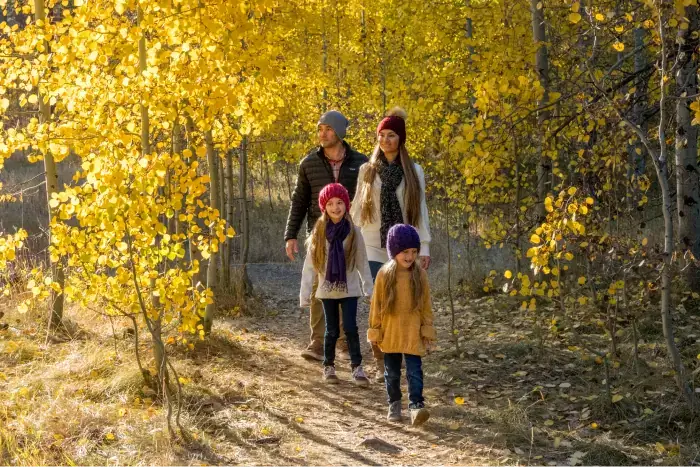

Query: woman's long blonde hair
left=379, top=259, right=425, bottom=315
left=357, top=108, right=422, bottom=227
left=305, top=212, right=357, bottom=273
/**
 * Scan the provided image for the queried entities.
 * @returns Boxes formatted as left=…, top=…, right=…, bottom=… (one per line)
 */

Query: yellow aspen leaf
left=567, top=186, right=577, bottom=196
left=612, top=41, right=624, bottom=52
left=544, top=419, right=554, bottom=426
left=611, top=394, right=624, bottom=403
left=594, top=13, right=604, bottom=21
left=504, top=270, right=513, bottom=279
left=642, top=238, right=648, bottom=246
left=569, top=12, right=582, bottom=23
left=530, top=234, right=541, bottom=244
left=454, top=396, right=465, bottom=405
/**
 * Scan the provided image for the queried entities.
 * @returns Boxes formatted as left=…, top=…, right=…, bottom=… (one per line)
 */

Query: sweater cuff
left=367, top=328, right=382, bottom=343
left=419, top=242, right=430, bottom=257
left=420, top=325, right=436, bottom=341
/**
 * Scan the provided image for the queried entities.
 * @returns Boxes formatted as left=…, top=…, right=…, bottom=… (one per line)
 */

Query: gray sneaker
left=409, top=404, right=430, bottom=427
left=387, top=401, right=402, bottom=422
left=323, top=365, right=339, bottom=384
left=352, top=365, right=370, bottom=387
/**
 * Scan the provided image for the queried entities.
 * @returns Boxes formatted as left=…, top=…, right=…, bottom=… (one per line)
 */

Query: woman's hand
left=420, top=256, right=431, bottom=270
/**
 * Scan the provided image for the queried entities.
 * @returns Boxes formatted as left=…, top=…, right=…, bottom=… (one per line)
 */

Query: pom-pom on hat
left=386, top=223, right=421, bottom=259
left=318, top=183, right=350, bottom=213
left=377, top=106, right=407, bottom=145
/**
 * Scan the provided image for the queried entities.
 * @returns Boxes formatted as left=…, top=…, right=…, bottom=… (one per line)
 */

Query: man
left=285, top=110, right=369, bottom=361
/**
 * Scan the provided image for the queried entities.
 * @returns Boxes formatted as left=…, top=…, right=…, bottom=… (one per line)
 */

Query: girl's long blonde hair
left=305, top=212, right=357, bottom=273
left=357, top=108, right=422, bottom=227
left=379, top=259, right=425, bottom=315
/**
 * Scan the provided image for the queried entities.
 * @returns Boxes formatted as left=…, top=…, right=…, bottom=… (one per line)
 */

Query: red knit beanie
left=318, top=183, right=350, bottom=213
left=377, top=107, right=407, bottom=145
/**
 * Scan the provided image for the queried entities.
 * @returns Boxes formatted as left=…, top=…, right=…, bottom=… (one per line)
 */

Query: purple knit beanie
left=386, top=224, right=421, bottom=259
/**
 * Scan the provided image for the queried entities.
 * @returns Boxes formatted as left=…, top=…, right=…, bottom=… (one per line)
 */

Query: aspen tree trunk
left=647, top=6, right=695, bottom=409
left=226, top=148, right=235, bottom=253
left=137, top=6, right=166, bottom=389
left=34, top=0, right=65, bottom=332
left=284, top=160, right=293, bottom=202
left=221, top=153, right=231, bottom=289
left=218, top=154, right=229, bottom=290
left=626, top=26, right=648, bottom=206
left=530, top=0, right=551, bottom=223
left=266, top=158, right=273, bottom=210
left=238, top=137, right=253, bottom=294
left=171, top=120, right=183, bottom=238
left=675, top=6, right=700, bottom=291
left=203, top=130, right=220, bottom=335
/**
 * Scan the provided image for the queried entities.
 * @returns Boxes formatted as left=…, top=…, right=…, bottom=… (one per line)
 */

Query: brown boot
left=375, top=359, right=385, bottom=383
left=301, top=343, right=323, bottom=361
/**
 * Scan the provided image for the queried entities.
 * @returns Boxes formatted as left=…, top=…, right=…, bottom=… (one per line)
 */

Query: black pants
left=384, top=353, right=424, bottom=407
left=322, top=297, right=361, bottom=367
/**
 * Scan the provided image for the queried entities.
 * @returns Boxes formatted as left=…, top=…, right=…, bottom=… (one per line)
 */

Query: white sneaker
left=352, top=365, right=370, bottom=387
left=323, top=365, right=339, bottom=384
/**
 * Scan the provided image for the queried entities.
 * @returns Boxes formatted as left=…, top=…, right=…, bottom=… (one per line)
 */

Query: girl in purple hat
left=367, top=223, right=436, bottom=426
left=300, top=183, right=373, bottom=385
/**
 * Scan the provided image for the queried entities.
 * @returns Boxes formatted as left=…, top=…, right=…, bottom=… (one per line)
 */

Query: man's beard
left=320, top=138, right=339, bottom=148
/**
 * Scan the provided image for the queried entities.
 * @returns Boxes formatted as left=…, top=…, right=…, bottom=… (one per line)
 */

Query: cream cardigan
left=299, top=225, right=374, bottom=307
left=350, top=162, right=431, bottom=263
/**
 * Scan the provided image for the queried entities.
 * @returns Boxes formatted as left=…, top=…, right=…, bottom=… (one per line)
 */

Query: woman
left=350, top=106, right=432, bottom=382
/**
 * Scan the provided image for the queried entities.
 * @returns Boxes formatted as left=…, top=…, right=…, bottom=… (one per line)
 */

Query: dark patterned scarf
left=379, top=155, right=404, bottom=247
left=322, top=217, right=351, bottom=293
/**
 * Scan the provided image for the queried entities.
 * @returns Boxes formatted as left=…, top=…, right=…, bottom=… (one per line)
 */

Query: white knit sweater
left=350, top=162, right=432, bottom=263
left=299, top=225, right=374, bottom=307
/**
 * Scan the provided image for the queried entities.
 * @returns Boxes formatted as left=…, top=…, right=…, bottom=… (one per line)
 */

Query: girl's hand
left=423, top=338, right=435, bottom=353
left=420, top=256, right=431, bottom=270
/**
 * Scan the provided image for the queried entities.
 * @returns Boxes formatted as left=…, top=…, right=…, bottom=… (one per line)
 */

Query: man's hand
left=286, top=239, right=299, bottom=261
left=420, top=256, right=431, bottom=270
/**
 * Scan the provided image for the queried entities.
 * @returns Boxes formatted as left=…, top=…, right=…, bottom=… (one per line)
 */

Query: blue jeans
left=369, top=261, right=384, bottom=282
left=322, top=297, right=361, bottom=367
left=384, top=353, right=424, bottom=407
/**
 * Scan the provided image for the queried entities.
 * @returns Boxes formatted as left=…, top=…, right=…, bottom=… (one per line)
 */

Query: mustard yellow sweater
left=367, top=267, right=436, bottom=356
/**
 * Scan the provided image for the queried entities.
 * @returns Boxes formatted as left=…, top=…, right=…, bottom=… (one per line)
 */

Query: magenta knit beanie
left=318, top=183, right=350, bottom=213
left=386, top=224, right=420, bottom=259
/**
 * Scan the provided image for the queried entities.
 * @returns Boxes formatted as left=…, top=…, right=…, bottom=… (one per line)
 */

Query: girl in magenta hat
left=300, top=183, right=374, bottom=385
left=350, top=107, right=432, bottom=382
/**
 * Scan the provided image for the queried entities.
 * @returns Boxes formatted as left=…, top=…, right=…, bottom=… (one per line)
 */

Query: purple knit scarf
left=322, top=217, right=351, bottom=293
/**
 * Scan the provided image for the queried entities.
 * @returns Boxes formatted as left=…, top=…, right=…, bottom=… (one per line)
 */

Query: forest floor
left=1, top=263, right=700, bottom=465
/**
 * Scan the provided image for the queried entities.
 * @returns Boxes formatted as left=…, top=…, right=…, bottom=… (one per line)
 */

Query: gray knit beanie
left=317, top=110, right=348, bottom=140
